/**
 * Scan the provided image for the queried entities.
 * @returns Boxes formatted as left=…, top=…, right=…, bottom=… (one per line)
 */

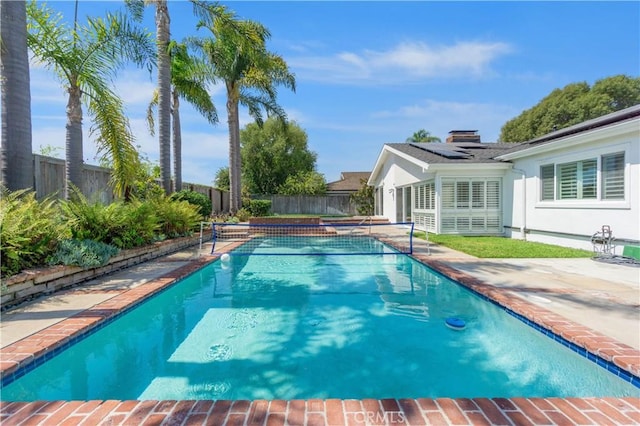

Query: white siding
left=504, top=120, right=639, bottom=252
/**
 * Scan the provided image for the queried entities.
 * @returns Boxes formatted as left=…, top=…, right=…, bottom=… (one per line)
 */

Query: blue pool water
left=2, top=238, right=638, bottom=401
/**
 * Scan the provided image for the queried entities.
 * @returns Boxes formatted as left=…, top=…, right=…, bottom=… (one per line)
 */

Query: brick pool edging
left=1, top=247, right=639, bottom=425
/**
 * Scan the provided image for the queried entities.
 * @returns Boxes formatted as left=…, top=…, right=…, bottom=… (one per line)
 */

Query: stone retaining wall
left=0, top=235, right=201, bottom=310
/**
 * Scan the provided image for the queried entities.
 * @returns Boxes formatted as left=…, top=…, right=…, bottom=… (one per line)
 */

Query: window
left=541, top=152, right=625, bottom=202
left=440, top=178, right=501, bottom=233
left=456, top=182, right=469, bottom=208
left=412, top=182, right=435, bottom=211
left=441, top=181, right=455, bottom=209
left=472, top=181, right=485, bottom=209
left=557, top=159, right=597, bottom=200
left=540, top=165, right=555, bottom=201
left=601, top=152, right=625, bottom=200
left=486, top=181, right=500, bottom=208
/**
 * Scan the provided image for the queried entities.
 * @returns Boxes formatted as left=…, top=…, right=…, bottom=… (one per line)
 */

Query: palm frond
left=147, top=89, right=160, bottom=136
left=26, top=1, right=77, bottom=84
left=82, top=76, right=140, bottom=196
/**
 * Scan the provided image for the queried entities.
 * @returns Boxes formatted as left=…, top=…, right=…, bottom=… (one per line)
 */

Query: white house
left=368, top=105, right=640, bottom=252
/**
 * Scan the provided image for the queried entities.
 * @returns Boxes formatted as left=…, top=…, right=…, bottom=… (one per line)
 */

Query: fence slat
left=255, top=194, right=356, bottom=216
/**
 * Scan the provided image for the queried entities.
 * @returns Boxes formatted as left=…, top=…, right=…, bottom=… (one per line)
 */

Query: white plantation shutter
left=582, top=159, right=597, bottom=199
left=442, top=181, right=455, bottom=208
left=439, top=178, right=500, bottom=234
left=456, top=181, right=470, bottom=208
left=472, top=181, right=485, bottom=209
left=487, top=181, right=500, bottom=208
left=540, top=165, right=555, bottom=201
left=558, top=162, right=578, bottom=199
left=426, top=182, right=435, bottom=209
left=602, top=152, right=625, bottom=200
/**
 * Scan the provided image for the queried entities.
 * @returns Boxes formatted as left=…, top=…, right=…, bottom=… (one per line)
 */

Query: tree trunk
left=156, top=0, right=171, bottom=195
left=227, top=86, right=241, bottom=214
left=0, top=0, right=33, bottom=191
left=65, top=85, right=83, bottom=199
left=172, top=89, right=182, bottom=192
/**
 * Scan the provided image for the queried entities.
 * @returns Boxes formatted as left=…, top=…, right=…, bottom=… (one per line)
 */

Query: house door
left=395, top=188, right=403, bottom=222
left=404, top=187, right=412, bottom=222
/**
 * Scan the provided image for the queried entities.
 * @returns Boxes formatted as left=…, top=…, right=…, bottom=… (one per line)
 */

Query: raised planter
left=249, top=216, right=321, bottom=225
left=0, top=235, right=202, bottom=310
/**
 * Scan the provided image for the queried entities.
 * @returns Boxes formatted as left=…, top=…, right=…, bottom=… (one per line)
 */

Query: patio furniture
left=591, top=225, right=615, bottom=255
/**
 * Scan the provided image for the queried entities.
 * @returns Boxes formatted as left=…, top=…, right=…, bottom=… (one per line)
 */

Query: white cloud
left=114, top=70, right=157, bottom=106
left=373, top=99, right=520, bottom=142
left=289, top=40, right=512, bottom=85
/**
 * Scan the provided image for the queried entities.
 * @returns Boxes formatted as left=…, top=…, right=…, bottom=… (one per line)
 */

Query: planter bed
left=1, top=235, right=201, bottom=310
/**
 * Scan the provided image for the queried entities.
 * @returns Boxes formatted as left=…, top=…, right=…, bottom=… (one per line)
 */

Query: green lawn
left=414, top=232, right=592, bottom=258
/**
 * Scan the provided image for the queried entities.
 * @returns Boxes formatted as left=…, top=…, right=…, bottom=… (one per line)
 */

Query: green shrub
left=151, top=197, right=202, bottom=238
left=0, top=189, right=68, bottom=277
left=171, top=190, right=212, bottom=218
left=61, top=193, right=158, bottom=250
left=60, top=192, right=122, bottom=243
left=110, top=200, right=159, bottom=249
left=351, top=179, right=374, bottom=216
left=246, top=200, right=271, bottom=217
left=234, top=208, right=251, bottom=222
left=49, top=239, right=119, bottom=268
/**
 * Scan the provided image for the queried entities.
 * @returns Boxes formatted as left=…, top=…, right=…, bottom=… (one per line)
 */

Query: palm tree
left=1, top=0, right=34, bottom=191
left=406, top=129, right=441, bottom=143
left=27, top=2, right=155, bottom=199
left=154, top=0, right=172, bottom=195
left=126, top=0, right=172, bottom=195
left=147, top=41, right=218, bottom=192
left=194, top=8, right=296, bottom=213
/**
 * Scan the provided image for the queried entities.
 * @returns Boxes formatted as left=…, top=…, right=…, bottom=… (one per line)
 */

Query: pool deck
left=1, top=239, right=639, bottom=425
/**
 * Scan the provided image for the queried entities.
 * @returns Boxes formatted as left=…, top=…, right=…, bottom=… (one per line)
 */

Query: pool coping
left=1, top=245, right=639, bottom=425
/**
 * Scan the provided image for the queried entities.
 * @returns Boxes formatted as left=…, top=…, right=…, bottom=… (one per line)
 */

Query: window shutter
left=472, top=181, right=485, bottom=209
left=558, top=163, right=578, bottom=199
left=582, top=159, right=597, bottom=199
left=487, top=181, right=500, bottom=208
left=540, top=165, right=554, bottom=200
left=427, top=183, right=435, bottom=209
left=456, top=181, right=470, bottom=209
left=442, top=181, right=455, bottom=208
left=602, top=152, right=625, bottom=200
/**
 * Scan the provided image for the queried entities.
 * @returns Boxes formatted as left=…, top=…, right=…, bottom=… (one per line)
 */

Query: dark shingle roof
left=497, top=104, right=640, bottom=157
left=387, top=142, right=514, bottom=164
left=327, top=171, right=371, bottom=191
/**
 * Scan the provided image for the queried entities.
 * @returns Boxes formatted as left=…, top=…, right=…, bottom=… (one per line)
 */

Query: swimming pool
left=2, top=237, right=638, bottom=401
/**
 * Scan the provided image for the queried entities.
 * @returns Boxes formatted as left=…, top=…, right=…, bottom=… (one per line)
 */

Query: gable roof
left=386, top=142, right=513, bottom=165
left=327, top=171, right=371, bottom=191
left=368, top=142, right=513, bottom=185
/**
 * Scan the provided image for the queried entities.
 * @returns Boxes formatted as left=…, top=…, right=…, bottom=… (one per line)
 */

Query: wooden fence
left=30, top=156, right=361, bottom=216
left=254, top=194, right=357, bottom=216
left=31, top=154, right=229, bottom=212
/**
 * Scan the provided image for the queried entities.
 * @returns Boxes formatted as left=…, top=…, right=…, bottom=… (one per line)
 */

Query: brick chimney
left=446, top=130, right=481, bottom=143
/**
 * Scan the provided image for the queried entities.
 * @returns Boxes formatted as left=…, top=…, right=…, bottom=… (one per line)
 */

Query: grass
left=414, top=232, right=593, bottom=258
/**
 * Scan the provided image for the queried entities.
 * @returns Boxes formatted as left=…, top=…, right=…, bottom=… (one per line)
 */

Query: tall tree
left=155, top=0, right=171, bottom=195
left=27, top=1, right=155, bottom=198
left=194, top=7, right=295, bottom=213
left=147, top=41, right=217, bottom=192
left=406, top=129, right=441, bottom=143
left=240, top=118, right=316, bottom=194
left=1, top=0, right=33, bottom=191
left=500, top=75, right=640, bottom=142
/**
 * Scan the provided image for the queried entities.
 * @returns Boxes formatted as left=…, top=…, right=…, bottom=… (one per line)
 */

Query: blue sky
left=30, top=1, right=639, bottom=186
